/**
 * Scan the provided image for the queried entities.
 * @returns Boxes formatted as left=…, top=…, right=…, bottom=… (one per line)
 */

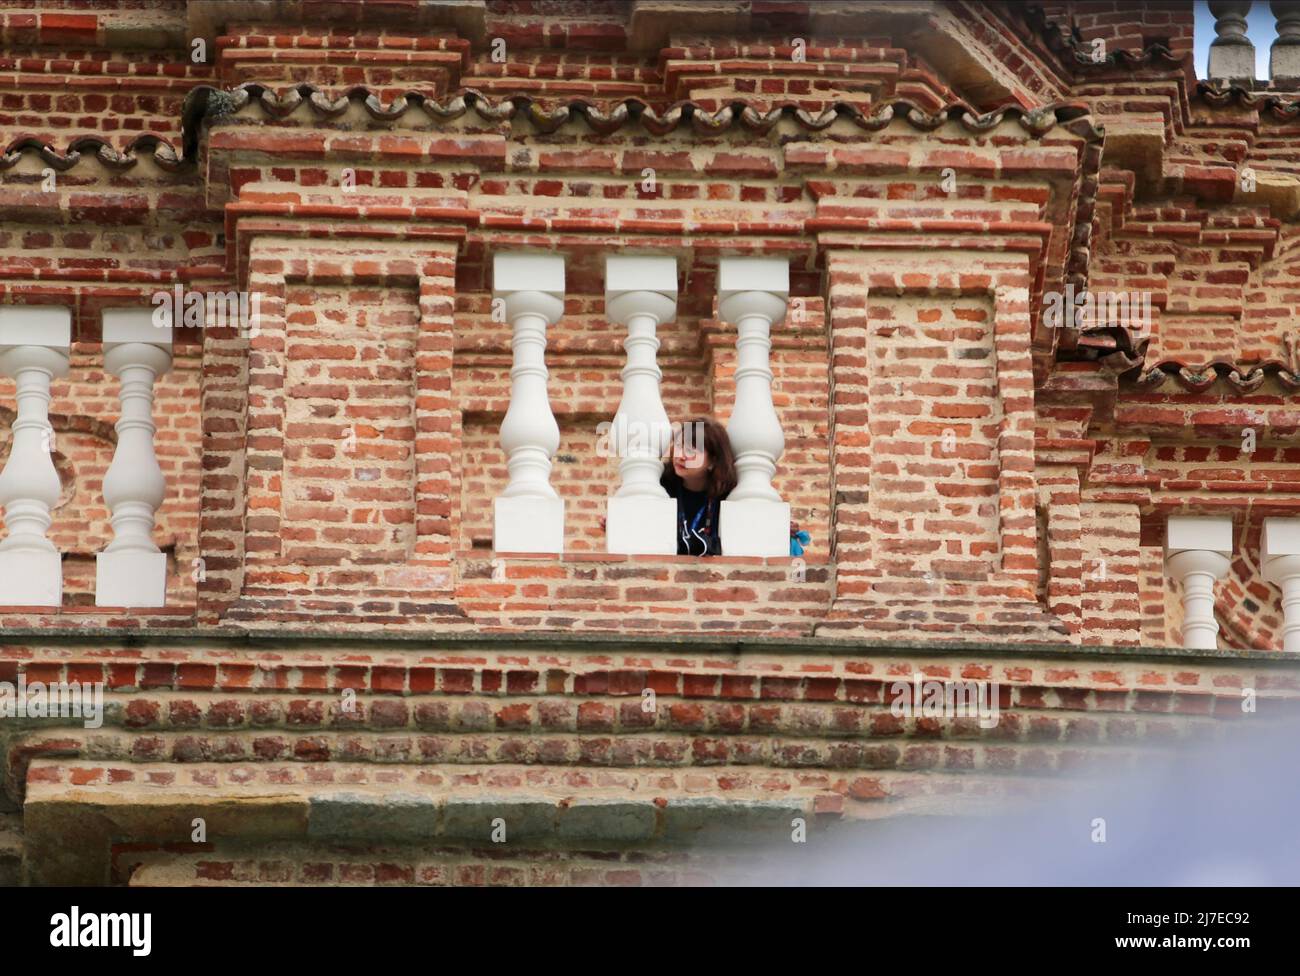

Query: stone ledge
left=1, top=626, right=1299, bottom=665
left=125, top=841, right=746, bottom=887
left=22, top=757, right=1081, bottom=883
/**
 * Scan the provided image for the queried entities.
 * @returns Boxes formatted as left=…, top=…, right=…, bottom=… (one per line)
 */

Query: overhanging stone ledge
left=2, top=626, right=1299, bottom=666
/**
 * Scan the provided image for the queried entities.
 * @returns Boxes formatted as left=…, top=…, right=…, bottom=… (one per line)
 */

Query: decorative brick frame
left=826, top=249, right=1040, bottom=603
left=217, top=237, right=460, bottom=624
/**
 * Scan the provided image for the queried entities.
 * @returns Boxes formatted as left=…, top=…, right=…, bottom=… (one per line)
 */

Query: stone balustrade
left=1, top=275, right=1299, bottom=652
left=1207, top=0, right=1300, bottom=81
left=0, top=306, right=172, bottom=608
left=491, top=252, right=792, bottom=559
left=479, top=250, right=1300, bottom=652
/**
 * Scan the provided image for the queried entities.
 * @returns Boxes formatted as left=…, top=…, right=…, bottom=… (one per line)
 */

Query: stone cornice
left=198, top=83, right=1103, bottom=140
left=1023, top=4, right=1191, bottom=75
left=1199, top=82, right=1300, bottom=116
left=0, top=134, right=184, bottom=173
left=1134, top=356, right=1300, bottom=394
left=0, top=85, right=1105, bottom=174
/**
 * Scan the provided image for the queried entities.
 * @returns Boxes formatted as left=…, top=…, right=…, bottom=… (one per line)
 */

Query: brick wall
left=4, top=0, right=1300, bottom=886
left=0, top=349, right=202, bottom=605
left=283, top=282, right=420, bottom=566
left=0, top=0, right=1293, bottom=647
left=865, top=293, right=1002, bottom=578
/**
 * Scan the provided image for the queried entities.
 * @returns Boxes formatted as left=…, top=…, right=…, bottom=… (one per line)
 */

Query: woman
left=660, top=417, right=737, bottom=556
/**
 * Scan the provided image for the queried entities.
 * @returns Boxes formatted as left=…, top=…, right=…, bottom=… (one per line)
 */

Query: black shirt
left=661, top=471, right=723, bottom=556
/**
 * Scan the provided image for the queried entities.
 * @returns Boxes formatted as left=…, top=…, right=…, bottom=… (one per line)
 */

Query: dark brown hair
left=664, top=416, right=738, bottom=500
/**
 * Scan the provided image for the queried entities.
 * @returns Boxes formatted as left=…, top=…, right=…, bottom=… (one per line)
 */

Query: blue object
left=790, top=530, right=811, bottom=557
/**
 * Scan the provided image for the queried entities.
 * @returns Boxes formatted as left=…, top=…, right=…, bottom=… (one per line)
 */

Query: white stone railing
left=1207, top=1, right=1300, bottom=82
left=0, top=305, right=172, bottom=608
left=491, top=251, right=792, bottom=560
left=483, top=250, right=1300, bottom=651
left=5, top=287, right=1300, bottom=654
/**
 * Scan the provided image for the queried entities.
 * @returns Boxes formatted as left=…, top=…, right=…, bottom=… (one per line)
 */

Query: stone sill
left=0, top=624, right=1295, bottom=666
left=0, top=605, right=198, bottom=632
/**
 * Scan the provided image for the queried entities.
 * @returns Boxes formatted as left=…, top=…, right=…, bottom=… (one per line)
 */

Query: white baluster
left=0, top=306, right=71, bottom=606
left=96, top=308, right=173, bottom=607
left=1272, top=0, right=1300, bottom=81
left=605, top=254, right=677, bottom=555
left=1165, top=516, right=1233, bottom=650
left=717, top=257, right=790, bottom=557
left=1208, top=1, right=1256, bottom=82
left=1262, top=517, right=1300, bottom=653
left=492, top=252, right=566, bottom=553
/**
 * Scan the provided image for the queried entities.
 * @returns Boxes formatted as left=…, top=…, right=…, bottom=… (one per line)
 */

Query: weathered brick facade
left=1, top=0, right=1299, bottom=886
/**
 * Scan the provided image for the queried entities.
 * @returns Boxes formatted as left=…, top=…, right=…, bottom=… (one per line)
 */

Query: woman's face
left=672, top=436, right=710, bottom=480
